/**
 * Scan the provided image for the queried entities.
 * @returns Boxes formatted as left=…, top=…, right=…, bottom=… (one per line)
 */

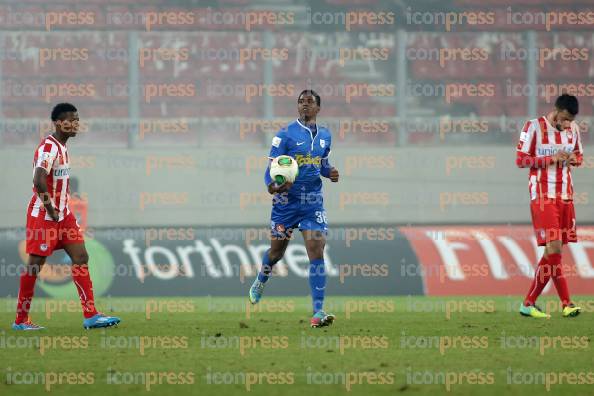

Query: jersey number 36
left=315, top=211, right=328, bottom=224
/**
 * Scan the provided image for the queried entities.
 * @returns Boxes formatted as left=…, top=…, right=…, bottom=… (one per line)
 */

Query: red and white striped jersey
left=28, top=135, right=71, bottom=221
left=516, top=116, right=583, bottom=201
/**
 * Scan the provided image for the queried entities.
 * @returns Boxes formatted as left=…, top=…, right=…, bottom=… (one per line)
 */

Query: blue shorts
left=270, top=199, right=328, bottom=239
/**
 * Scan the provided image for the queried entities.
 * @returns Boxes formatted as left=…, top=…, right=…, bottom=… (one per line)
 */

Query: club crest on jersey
left=40, top=244, right=48, bottom=252
left=320, top=139, right=325, bottom=148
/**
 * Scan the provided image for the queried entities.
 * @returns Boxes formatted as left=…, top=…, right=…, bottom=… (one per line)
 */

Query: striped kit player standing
left=516, top=94, right=582, bottom=318
left=12, top=103, right=120, bottom=330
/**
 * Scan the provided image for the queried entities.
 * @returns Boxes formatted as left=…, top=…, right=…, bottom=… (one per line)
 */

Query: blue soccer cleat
left=249, top=279, right=265, bottom=304
left=12, top=317, right=44, bottom=331
left=310, top=311, right=335, bottom=328
left=83, top=313, right=121, bottom=329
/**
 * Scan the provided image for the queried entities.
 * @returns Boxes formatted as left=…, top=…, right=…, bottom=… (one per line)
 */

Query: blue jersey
left=264, top=119, right=333, bottom=237
left=265, top=119, right=333, bottom=202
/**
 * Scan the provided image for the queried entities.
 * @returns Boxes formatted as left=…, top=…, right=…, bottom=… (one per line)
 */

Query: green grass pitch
left=0, top=296, right=593, bottom=395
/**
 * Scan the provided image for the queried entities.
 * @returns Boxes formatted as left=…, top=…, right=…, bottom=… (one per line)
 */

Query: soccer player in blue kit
left=248, top=90, right=340, bottom=328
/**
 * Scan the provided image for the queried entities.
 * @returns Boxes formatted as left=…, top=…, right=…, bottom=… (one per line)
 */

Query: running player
left=13, top=103, right=121, bottom=330
left=248, top=90, right=340, bottom=328
left=516, top=94, right=582, bottom=318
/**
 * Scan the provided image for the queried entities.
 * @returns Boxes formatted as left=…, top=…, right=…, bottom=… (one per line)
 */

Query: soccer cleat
left=249, top=279, right=265, bottom=304
left=310, top=311, right=335, bottom=328
left=12, top=317, right=44, bottom=331
left=519, top=304, right=550, bottom=318
left=562, top=303, right=581, bottom=317
left=83, top=313, right=121, bottom=329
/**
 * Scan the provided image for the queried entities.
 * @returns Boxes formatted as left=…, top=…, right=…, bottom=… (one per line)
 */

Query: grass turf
left=0, top=296, right=593, bottom=395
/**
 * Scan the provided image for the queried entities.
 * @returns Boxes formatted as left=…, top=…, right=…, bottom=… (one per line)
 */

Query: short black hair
left=555, top=94, right=579, bottom=116
left=298, top=89, right=321, bottom=107
left=51, top=103, right=77, bottom=121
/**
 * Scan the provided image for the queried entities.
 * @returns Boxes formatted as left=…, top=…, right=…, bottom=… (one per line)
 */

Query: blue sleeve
left=264, top=163, right=273, bottom=185
left=320, top=135, right=332, bottom=178
left=269, top=129, right=288, bottom=158
left=265, top=130, right=288, bottom=186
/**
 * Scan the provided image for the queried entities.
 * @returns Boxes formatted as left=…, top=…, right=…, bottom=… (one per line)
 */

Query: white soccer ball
left=270, top=155, right=299, bottom=184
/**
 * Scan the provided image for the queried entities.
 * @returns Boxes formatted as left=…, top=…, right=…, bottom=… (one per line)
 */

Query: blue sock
left=257, top=250, right=274, bottom=283
left=309, top=258, right=326, bottom=313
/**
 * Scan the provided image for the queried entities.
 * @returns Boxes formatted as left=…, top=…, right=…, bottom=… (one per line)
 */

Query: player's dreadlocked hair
left=51, top=103, right=78, bottom=121
left=299, top=89, right=321, bottom=107
left=555, top=94, right=579, bottom=116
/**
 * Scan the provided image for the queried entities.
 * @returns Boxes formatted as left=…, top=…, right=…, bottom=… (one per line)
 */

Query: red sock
left=524, top=255, right=552, bottom=306
left=549, top=253, right=570, bottom=307
left=15, top=270, right=38, bottom=324
left=72, top=265, right=98, bottom=318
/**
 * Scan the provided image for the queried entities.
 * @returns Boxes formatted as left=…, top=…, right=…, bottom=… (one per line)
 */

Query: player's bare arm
left=32, top=167, right=58, bottom=221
